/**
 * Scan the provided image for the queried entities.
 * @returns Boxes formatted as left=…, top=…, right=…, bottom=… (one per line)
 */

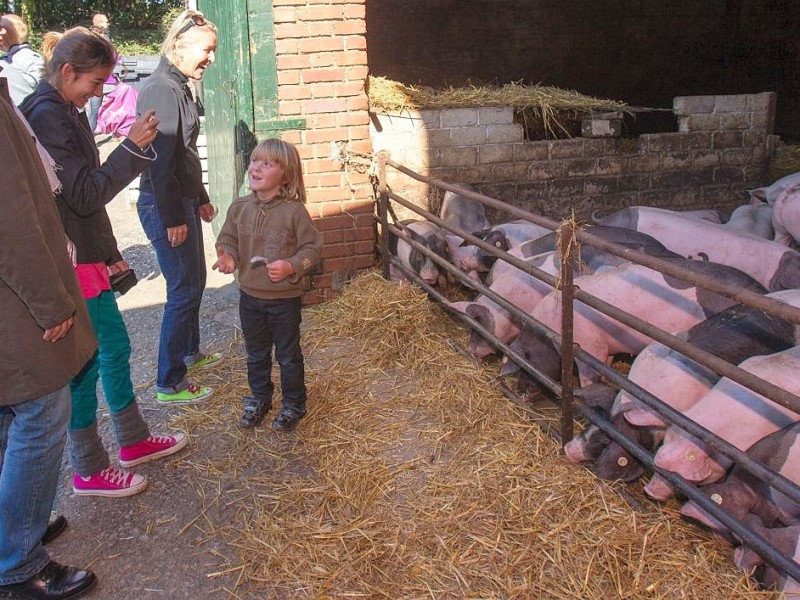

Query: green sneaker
left=186, top=352, right=223, bottom=371
left=156, top=383, right=213, bottom=405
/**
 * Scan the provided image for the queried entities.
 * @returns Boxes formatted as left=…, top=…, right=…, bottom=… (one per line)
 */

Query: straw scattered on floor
left=170, top=271, right=772, bottom=599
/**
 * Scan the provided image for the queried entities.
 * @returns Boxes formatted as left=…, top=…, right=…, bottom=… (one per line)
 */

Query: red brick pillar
left=273, top=0, right=375, bottom=302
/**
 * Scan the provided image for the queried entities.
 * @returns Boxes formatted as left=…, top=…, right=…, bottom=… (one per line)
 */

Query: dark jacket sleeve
left=137, top=80, right=186, bottom=227
left=28, top=106, right=154, bottom=217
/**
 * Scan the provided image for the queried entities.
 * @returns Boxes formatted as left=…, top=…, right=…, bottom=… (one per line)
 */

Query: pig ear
left=748, top=189, right=767, bottom=204
left=624, top=408, right=667, bottom=427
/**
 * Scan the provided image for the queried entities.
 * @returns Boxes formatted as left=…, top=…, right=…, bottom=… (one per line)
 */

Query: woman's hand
left=199, top=202, right=217, bottom=223
left=167, top=224, right=188, bottom=247
left=108, top=260, right=129, bottom=275
left=127, top=110, right=159, bottom=149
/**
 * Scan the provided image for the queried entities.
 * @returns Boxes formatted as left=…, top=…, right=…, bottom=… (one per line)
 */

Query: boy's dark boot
left=272, top=405, right=306, bottom=432
left=238, top=396, right=271, bottom=428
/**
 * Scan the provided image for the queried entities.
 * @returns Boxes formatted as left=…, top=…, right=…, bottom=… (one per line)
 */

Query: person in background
left=136, top=10, right=221, bottom=405
left=0, top=13, right=44, bottom=105
left=89, top=13, right=110, bottom=39
left=86, top=12, right=110, bottom=132
left=214, top=139, right=323, bottom=431
left=22, top=27, right=188, bottom=498
left=41, top=31, right=62, bottom=65
left=0, top=77, right=98, bottom=600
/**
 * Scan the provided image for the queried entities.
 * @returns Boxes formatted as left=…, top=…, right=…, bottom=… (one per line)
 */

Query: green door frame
left=199, top=0, right=306, bottom=229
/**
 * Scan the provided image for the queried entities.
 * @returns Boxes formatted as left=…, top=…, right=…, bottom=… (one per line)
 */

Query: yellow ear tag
left=617, top=457, right=629, bottom=467
left=711, top=493, right=723, bottom=505
left=686, top=452, right=696, bottom=462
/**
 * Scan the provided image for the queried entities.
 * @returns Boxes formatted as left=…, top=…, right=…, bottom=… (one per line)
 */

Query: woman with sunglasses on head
left=21, top=27, right=189, bottom=498
left=135, top=10, right=220, bottom=405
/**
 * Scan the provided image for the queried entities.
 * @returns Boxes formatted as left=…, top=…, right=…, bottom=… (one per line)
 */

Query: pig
left=645, top=346, right=800, bottom=501
left=733, top=515, right=800, bottom=596
left=589, top=289, right=800, bottom=483
left=387, top=219, right=449, bottom=286
left=771, top=183, right=800, bottom=247
left=592, top=206, right=800, bottom=291
left=509, top=225, right=681, bottom=265
left=747, top=170, right=800, bottom=204
left=507, top=258, right=766, bottom=389
left=724, top=204, right=775, bottom=240
left=563, top=383, right=620, bottom=462
left=445, top=219, right=551, bottom=277
left=681, top=421, right=800, bottom=540
left=563, top=383, right=658, bottom=483
left=450, top=240, right=673, bottom=359
left=440, top=184, right=489, bottom=235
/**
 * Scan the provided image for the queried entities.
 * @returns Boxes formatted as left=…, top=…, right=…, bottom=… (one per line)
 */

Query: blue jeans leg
left=0, top=385, right=70, bottom=584
left=137, top=193, right=206, bottom=391
left=239, top=292, right=306, bottom=414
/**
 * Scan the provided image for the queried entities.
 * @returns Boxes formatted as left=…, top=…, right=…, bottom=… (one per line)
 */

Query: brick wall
left=272, top=0, right=374, bottom=303
left=370, top=93, right=777, bottom=223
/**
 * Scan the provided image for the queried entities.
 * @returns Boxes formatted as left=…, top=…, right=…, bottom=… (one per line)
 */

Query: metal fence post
left=377, top=152, right=390, bottom=280
left=559, top=219, right=577, bottom=445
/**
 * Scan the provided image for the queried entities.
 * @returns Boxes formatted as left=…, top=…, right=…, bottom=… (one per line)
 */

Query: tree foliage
left=17, top=0, right=185, bottom=31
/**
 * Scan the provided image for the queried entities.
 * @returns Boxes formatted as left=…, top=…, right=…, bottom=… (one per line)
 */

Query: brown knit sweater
left=216, top=192, right=322, bottom=299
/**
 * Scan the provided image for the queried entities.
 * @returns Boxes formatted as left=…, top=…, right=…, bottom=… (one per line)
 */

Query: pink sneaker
left=119, top=433, right=188, bottom=467
left=73, top=466, right=147, bottom=498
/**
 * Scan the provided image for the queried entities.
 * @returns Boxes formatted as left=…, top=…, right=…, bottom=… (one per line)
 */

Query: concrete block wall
left=272, top=0, right=374, bottom=303
left=369, top=92, right=777, bottom=222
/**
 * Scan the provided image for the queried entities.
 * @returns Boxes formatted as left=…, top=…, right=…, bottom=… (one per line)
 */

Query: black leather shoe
left=271, top=409, right=305, bottom=432
left=238, top=396, right=271, bottom=428
left=42, top=513, right=67, bottom=546
left=0, top=560, right=97, bottom=599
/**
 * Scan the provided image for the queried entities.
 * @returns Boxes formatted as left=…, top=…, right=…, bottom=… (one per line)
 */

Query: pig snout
left=419, top=264, right=440, bottom=285
left=564, top=436, right=592, bottom=463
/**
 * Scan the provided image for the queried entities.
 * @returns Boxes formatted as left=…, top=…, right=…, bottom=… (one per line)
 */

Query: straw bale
left=170, top=271, right=775, bottom=599
left=368, top=76, right=628, bottom=140
left=766, top=144, right=800, bottom=183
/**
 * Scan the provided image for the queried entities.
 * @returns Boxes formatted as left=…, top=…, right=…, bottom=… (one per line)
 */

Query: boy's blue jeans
left=137, top=192, right=206, bottom=392
left=0, top=385, right=70, bottom=584
left=239, top=291, right=307, bottom=415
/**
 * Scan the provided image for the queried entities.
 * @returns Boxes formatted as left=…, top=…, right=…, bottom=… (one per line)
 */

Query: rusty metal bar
left=559, top=221, right=576, bottom=445
left=377, top=153, right=391, bottom=281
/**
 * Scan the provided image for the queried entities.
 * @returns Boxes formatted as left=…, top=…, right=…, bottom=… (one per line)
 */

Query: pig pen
left=376, top=158, right=800, bottom=593
left=168, top=272, right=766, bottom=598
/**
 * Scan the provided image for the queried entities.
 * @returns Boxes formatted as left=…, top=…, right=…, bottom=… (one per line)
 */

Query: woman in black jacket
left=135, top=10, right=220, bottom=405
left=22, top=27, right=187, bottom=498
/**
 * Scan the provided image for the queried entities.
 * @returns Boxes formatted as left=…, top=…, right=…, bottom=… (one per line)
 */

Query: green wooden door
left=198, top=0, right=255, bottom=234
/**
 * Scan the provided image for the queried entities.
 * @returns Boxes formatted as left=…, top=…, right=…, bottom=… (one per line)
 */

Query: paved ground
left=47, top=137, right=246, bottom=598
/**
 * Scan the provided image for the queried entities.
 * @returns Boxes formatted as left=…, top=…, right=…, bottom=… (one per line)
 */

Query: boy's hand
left=212, top=253, right=236, bottom=274
left=267, top=259, right=295, bottom=282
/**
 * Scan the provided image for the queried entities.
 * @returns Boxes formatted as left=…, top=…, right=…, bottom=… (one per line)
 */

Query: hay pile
left=767, top=144, right=800, bottom=183
left=367, top=76, right=628, bottom=139
left=172, top=272, right=769, bottom=598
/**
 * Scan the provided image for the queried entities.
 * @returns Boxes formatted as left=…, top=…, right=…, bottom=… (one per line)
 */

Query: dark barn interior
left=366, top=0, right=800, bottom=142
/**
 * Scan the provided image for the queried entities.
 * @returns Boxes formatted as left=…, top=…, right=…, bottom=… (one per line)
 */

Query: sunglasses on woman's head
left=177, top=14, right=206, bottom=37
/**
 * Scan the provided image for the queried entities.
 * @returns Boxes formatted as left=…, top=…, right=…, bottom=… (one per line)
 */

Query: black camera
left=110, top=268, right=138, bottom=295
